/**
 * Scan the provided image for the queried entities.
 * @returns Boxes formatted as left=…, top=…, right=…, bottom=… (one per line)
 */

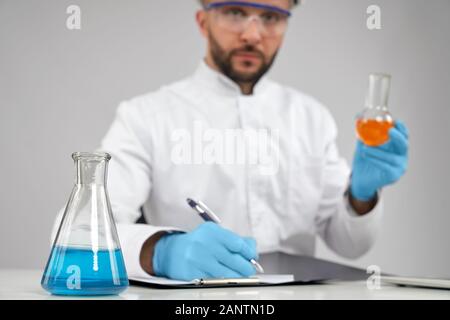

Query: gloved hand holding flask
left=351, top=73, right=409, bottom=201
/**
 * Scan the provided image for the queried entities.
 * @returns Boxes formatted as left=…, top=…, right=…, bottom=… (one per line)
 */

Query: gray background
left=1, top=0, right=449, bottom=278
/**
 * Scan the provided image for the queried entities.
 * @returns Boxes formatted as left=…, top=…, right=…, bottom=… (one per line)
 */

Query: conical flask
left=41, top=152, right=128, bottom=295
left=356, top=73, right=395, bottom=147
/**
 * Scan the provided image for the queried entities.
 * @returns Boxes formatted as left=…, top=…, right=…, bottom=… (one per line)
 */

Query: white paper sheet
left=130, top=274, right=295, bottom=286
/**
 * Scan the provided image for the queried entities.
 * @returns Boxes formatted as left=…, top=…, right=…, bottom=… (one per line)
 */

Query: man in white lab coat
left=54, top=0, right=409, bottom=281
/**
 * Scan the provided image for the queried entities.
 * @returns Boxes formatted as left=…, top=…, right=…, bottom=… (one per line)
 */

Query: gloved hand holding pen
left=152, top=222, right=258, bottom=281
left=350, top=120, right=409, bottom=201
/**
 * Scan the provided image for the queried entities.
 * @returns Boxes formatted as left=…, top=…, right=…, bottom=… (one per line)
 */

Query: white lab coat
left=52, top=61, right=383, bottom=279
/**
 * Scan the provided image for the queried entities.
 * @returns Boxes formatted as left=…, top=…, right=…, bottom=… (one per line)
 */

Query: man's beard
left=209, top=32, right=278, bottom=85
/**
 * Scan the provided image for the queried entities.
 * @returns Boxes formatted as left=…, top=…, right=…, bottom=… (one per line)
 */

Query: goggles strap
left=205, top=1, right=292, bottom=17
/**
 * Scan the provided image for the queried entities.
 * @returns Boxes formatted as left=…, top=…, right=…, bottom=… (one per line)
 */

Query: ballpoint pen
left=186, top=198, right=265, bottom=274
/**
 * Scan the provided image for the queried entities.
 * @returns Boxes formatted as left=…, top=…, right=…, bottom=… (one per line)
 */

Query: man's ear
left=196, top=10, right=209, bottom=38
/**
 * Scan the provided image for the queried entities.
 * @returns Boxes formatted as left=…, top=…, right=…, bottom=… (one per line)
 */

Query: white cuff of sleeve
left=344, top=185, right=382, bottom=223
left=117, top=224, right=184, bottom=279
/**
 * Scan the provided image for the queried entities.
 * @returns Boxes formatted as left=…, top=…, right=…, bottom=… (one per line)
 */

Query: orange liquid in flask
left=356, top=119, right=394, bottom=147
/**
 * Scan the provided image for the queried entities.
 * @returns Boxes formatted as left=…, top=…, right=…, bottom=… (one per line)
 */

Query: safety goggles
left=204, top=1, right=291, bottom=37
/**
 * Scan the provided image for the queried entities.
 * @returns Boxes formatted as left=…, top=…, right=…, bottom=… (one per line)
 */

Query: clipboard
left=129, top=252, right=370, bottom=289
left=129, top=274, right=301, bottom=289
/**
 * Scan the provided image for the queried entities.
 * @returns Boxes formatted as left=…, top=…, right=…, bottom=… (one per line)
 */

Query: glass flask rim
left=368, top=72, right=391, bottom=79
left=72, top=152, right=111, bottom=161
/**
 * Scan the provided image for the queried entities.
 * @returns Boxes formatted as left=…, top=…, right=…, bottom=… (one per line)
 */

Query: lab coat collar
left=192, top=59, right=271, bottom=97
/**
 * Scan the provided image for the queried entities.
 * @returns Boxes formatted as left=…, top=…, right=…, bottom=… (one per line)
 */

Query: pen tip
left=251, top=259, right=265, bottom=273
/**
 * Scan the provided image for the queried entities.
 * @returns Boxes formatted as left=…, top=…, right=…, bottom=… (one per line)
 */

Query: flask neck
left=365, top=73, right=391, bottom=109
left=73, top=152, right=110, bottom=185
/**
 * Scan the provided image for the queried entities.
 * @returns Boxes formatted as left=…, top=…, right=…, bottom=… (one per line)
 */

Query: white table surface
left=1, top=269, right=449, bottom=300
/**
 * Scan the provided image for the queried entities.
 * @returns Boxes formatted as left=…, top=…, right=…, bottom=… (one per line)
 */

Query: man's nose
left=240, top=19, right=263, bottom=45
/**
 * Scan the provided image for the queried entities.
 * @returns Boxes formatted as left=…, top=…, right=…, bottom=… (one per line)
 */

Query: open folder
left=129, top=252, right=370, bottom=289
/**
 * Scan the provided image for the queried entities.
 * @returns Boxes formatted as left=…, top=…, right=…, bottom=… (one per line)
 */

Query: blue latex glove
left=153, top=222, right=258, bottom=281
left=350, top=120, right=409, bottom=201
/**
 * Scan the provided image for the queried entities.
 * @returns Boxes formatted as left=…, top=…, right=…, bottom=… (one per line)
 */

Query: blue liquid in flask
left=41, top=245, right=129, bottom=296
